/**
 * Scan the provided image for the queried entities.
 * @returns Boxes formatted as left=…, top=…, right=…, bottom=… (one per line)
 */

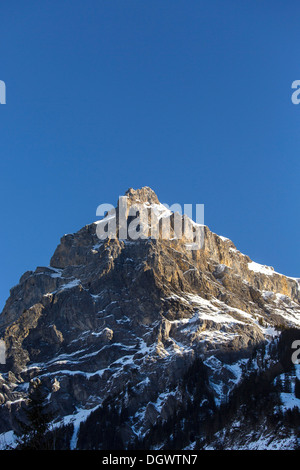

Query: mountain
left=0, top=186, right=299, bottom=450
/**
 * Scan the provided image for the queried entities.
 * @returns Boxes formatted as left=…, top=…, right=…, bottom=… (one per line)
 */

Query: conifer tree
left=295, top=377, right=300, bottom=399
left=17, top=379, right=55, bottom=450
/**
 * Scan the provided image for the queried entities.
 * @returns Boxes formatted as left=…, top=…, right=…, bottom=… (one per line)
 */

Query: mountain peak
left=124, top=186, right=160, bottom=205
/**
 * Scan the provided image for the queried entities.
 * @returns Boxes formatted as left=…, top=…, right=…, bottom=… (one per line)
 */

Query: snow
left=145, top=202, right=173, bottom=219
left=259, top=325, right=280, bottom=338
left=225, top=360, right=248, bottom=383
left=152, top=390, right=177, bottom=414
left=183, top=268, right=198, bottom=275
left=94, top=212, right=116, bottom=226
left=262, top=290, right=275, bottom=300
left=237, top=433, right=297, bottom=450
left=184, top=290, right=300, bottom=335
left=93, top=201, right=172, bottom=228
left=0, top=430, right=18, bottom=450
left=248, top=262, right=299, bottom=283
left=48, top=267, right=63, bottom=278
left=248, top=261, right=275, bottom=276
left=60, top=405, right=101, bottom=450
left=185, top=293, right=250, bottom=325
left=204, top=420, right=299, bottom=450
left=280, top=392, right=300, bottom=411
left=277, top=368, right=300, bottom=412
left=273, top=307, right=300, bottom=327
left=43, top=277, right=82, bottom=297
left=214, top=264, right=229, bottom=276
left=59, top=278, right=81, bottom=290
left=276, top=293, right=292, bottom=303
left=218, top=235, right=230, bottom=242
left=165, top=294, right=189, bottom=303
left=204, top=355, right=248, bottom=405
left=5, top=398, right=25, bottom=406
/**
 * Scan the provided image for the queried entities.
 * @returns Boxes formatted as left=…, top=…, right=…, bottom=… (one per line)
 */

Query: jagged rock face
left=0, top=187, right=299, bottom=448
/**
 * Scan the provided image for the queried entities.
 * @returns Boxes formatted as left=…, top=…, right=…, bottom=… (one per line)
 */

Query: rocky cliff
left=0, top=187, right=299, bottom=450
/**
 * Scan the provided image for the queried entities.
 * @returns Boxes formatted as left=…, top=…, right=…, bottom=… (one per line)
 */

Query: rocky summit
left=0, top=187, right=300, bottom=450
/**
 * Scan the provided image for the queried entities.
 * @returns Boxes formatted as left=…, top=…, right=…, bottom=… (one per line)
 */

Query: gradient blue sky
left=0, top=0, right=299, bottom=311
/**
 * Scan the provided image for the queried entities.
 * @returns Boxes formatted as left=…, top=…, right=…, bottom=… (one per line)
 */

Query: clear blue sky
left=0, top=0, right=299, bottom=311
